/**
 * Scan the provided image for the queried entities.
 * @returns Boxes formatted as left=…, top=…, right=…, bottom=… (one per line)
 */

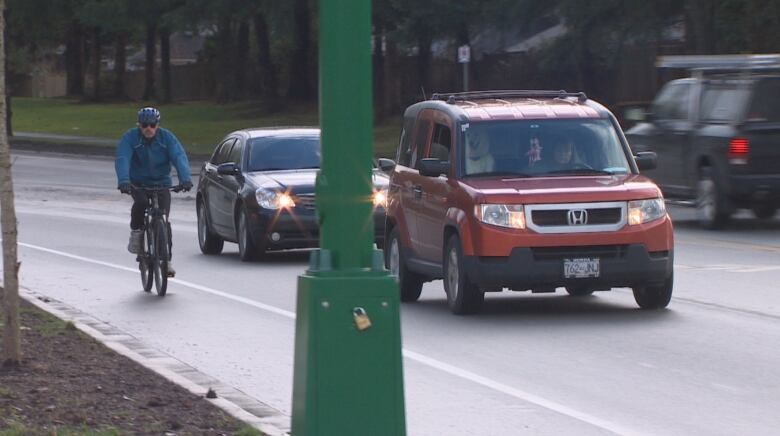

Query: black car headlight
left=256, top=188, right=295, bottom=210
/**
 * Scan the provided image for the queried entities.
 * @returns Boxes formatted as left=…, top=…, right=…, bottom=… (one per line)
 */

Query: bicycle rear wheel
left=139, top=228, right=153, bottom=292
left=152, top=220, right=169, bottom=296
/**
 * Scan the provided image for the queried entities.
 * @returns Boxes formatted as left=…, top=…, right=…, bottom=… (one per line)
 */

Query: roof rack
left=657, top=54, right=780, bottom=72
left=431, top=90, right=588, bottom=103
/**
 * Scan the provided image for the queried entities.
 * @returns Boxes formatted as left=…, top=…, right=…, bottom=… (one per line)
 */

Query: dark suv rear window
left=747, top=78, right=780, bottom=122
left=701, top=86, right=749, bottom=122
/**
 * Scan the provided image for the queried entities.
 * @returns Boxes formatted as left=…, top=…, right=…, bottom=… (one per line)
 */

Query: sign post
left=458, top=44, right=471, bottom=92
left=290, top=1, right=406, bottom=435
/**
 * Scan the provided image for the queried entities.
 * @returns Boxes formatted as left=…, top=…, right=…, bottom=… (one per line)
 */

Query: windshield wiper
left=545, top=168, right=616, bottom=175
left=466, top=171, right=531, bottom=178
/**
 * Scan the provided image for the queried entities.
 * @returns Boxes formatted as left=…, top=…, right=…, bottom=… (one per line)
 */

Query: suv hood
left=464, top=174, right=662, bottom=203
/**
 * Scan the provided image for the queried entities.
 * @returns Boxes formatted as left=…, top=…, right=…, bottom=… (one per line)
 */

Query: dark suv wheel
left=443, top=234, right=484, bottom=315
left=696, top=167, right=730, bottom=229
left=386, top=227, right=424, bottom=302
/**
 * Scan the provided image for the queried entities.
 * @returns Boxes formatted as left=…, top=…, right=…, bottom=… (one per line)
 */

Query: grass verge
left=11, top=97, right=401, bottom=157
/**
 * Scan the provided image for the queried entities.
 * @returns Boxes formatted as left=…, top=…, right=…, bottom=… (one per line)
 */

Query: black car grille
left=531, top=208, right=622, bottom=226
left=531, top=245, right=628, bottom=261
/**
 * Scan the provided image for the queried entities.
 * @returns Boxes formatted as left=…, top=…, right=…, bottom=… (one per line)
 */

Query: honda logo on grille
left=567, top=209, right=588, bottom=225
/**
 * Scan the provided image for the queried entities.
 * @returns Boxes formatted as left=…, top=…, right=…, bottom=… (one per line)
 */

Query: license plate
left=564, top=258, right=600, bottom=278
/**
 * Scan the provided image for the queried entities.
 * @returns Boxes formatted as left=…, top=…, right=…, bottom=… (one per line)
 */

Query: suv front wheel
left=632, top=274, right=673, bottom=309
left=386, top=227, right=424, bottom=302
left=444, top=234, right=485, bottom=315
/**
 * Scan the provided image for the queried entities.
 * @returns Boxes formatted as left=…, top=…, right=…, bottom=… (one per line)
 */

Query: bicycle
left=129, top=185, right=185, bottom=296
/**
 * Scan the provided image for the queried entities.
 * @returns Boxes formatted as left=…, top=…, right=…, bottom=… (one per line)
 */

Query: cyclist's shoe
left=127, top=230, right=143, bottom=254
left=167, top=261, right=176, bottom=277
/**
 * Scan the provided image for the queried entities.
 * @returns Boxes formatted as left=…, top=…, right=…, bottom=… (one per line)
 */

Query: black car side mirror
left=378, top=158, right=396, bottom=173
left=217, top=162, right=241, bottom=176
left=418, top=158, right=449, bottom=177
left=634, top=152, right=657, bottom=171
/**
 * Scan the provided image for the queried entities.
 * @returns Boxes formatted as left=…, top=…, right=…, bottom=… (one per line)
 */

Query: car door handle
left=413, top=185, right=423, bottom=199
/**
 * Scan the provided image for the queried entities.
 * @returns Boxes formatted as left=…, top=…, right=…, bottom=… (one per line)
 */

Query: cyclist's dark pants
left=130, top=190, right=171, bottom=230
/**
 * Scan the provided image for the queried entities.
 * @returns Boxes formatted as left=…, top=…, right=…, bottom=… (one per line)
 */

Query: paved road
left=5, top=151, right=780, bottom=435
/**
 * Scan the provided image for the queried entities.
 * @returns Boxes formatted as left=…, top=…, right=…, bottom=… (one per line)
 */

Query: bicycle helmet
left=137, top=107, right=161, bottom=125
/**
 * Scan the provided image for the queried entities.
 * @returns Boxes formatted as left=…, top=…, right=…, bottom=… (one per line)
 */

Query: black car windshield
left=247, top=135, right=321, bottom=171
left=461, top=119, right=631, bottom=177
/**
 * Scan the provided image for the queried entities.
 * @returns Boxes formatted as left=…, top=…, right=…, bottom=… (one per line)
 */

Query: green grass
left=12, top=98, right=401, bottom=158
left=0, top=422, right=121, bottom=436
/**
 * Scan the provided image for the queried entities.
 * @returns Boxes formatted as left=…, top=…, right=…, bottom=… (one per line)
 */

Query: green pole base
left=291, top=251, right=406, bottom=436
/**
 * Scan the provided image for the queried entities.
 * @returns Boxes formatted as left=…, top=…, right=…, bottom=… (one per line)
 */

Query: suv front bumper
left=463, top=244, right=672, bottom=290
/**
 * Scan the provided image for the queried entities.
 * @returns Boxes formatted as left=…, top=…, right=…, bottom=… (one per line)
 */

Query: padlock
left=352, top=307, right=372, bottom=331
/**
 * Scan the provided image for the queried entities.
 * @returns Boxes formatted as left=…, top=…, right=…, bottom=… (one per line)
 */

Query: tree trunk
left=287, top=0, right=312, bottom=100
left=143, top=21, right=157, bottom=101
left=160, top=27, right=171, bottom=103
left=373, top=28, right=386, bottom=120
left=114, top=32, right=127, bottom=99
left=3, top=7, right=9, bottom=136
left=90, top=27, right=101, bottom=101
left=235, top=20, right=249, bottom=100
left=215, top=14, right=233, bottom=103
left=416, top=32, right=432, bottom=99
left=253, top=11, right=278, bottom=103
left=65, top=20, right=84, bottom=96
left=0, top=0, right=21, bottom=367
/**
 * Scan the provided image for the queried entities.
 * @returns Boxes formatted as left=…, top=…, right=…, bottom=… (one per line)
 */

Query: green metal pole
left=290, top=0, right=406, bottom=435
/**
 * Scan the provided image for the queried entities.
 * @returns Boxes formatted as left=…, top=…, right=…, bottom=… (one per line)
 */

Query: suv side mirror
left=378, top=158, right=396, bottom=173
left=418, top=158, right=450, bottom=177
left=217, top=162, right=241, bottom=176
left=634, top=152, right=657, bottom=171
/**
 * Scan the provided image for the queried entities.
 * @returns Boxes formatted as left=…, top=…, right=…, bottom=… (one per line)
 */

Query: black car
left=196, top=127, right=388, bottom=260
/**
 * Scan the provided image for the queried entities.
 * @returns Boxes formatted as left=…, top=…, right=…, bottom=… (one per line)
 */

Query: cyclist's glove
left=118, top=183, right=132, bottom=194
left=181, top=181, right=193, bottom=192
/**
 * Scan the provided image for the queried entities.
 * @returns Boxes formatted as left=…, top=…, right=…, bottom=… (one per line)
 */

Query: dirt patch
left=0, top=297, right=262, bottom=435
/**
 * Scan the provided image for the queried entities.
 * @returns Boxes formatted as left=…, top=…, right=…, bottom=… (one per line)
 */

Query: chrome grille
left=525, top=201, right=627, bottom=234
left=295, top=194, right=316, bottom=211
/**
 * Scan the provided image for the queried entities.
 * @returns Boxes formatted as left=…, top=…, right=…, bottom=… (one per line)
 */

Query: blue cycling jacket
left=115, top=127, right=192, bottom=187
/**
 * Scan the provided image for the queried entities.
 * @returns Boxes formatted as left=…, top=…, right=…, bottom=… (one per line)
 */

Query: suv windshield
left=247, top=136, right=321, bottom=171
left=461, top=119, right=631, bottom=177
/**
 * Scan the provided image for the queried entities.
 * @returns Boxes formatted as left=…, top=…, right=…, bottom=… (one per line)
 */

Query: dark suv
left=381, top=90, right=674, bottom=315
left=626, top=55, right=780, bottom=228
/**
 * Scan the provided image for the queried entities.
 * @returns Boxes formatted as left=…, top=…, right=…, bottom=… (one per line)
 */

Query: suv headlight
left=372, top=188, right=388, bottom=209
left=256, top=188, right=295, bottom=209
left=475, top=204, right=526, bottom=229
left=628, top=198, right=665, bottom=225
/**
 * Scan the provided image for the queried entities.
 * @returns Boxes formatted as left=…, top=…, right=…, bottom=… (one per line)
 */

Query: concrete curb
left=10, top=132, right=213, bottom=162
left=20, top=288, right=291, bottom=436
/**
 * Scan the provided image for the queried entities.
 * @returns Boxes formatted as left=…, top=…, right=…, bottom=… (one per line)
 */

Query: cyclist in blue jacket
left=115, top=107, right=193, bottom=277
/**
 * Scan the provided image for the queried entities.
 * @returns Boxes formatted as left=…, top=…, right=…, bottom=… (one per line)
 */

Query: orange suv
left=380, top=90, right=674, bottom=314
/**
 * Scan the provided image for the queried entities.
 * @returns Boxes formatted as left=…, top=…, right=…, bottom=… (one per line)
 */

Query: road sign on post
left=458, top=44, right=470, bottom=92
left=290, top=1, right=406, bottom=435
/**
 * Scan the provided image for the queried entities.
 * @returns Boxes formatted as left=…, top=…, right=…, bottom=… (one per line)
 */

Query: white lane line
left=17, top=241, right=641, bottom=436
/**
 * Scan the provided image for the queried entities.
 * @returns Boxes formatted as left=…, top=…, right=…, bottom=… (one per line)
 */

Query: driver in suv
left=383, top=90, right=674, bottom=315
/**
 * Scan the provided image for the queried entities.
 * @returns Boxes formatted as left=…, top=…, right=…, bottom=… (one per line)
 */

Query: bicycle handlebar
left=128, top=184, right=188, bottom=194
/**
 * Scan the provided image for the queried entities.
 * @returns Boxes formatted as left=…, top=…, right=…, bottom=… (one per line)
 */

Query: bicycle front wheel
left=139, top=227, right=153, bottom=292
left=152, top=219, right=169, bottom=296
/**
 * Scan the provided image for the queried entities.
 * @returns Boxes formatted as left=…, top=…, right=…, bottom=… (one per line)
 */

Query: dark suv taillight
left=728, top=137, right=749, bottom=165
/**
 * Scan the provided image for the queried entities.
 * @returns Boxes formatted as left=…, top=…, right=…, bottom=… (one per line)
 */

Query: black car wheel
left=197, top=201, right=224, bottom=255
left=443, top=234, right=484, bottom=315
left=565, top=286, right=594, bottom=297
left=237, top=207, right=261, bottom=262
left=696, top=167, right=730, bottom=229
left=386, top=227, right=423, bottom=302
left=632, top=274, right=673, bottom=310
left=752, top=203, right=777, bottom=220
